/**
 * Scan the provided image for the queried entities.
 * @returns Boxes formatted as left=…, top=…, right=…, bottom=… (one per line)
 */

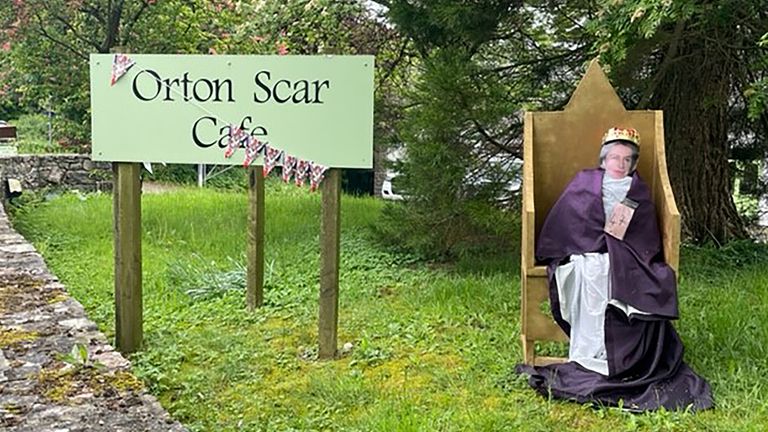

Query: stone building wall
left=0, top=154, right=112, bottom=199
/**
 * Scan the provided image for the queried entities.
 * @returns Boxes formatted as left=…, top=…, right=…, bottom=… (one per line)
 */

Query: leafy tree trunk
left=653, top=43, right=748, bottom=244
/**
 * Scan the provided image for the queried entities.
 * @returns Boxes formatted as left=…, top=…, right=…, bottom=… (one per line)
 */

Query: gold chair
left=520, top=59, right=681, bottom=366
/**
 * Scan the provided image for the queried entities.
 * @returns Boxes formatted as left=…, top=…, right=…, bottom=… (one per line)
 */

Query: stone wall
left=0, top=154, right=112, bottom=199
left=0, top=202, right=187, bottom=431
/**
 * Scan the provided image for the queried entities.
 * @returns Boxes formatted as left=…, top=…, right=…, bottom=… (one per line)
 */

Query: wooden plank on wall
left=318, top=169, right=341, bottom=360
left=113, top=162, right=142, bottom=354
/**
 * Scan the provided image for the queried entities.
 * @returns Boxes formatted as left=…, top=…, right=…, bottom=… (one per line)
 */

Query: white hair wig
left=599, top=141, right=640, bottom=173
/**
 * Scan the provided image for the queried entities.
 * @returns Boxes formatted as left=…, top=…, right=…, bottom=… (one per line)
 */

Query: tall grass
left=10, top=184, right=768, bottom=431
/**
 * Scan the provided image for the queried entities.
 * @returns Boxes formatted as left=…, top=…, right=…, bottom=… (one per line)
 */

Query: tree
left=594, top=0, right=768, bottom=244
left=0, top=0, right=180, bottom=148
left=1, top=0, right=404, bottom=152
left=378, top=0, right=768, bottom=255
left=374, top=0, right=593, bottom=257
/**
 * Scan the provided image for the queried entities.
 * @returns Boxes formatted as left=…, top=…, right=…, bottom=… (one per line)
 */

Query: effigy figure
left=517, top=127, right=713, bottom=412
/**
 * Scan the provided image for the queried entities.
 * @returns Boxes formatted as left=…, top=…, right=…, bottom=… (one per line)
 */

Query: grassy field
left=9, top=183, right=768, bottom=431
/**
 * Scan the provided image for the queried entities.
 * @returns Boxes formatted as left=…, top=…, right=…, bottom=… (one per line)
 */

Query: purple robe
left=517, top=168, right=713, bottom=412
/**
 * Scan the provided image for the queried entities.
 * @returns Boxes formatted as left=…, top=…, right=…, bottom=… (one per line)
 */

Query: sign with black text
left=90, top=54, right=374, bottom=168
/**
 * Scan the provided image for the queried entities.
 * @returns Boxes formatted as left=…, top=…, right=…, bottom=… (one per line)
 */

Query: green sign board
left=90, top=54, right=374, bottom=168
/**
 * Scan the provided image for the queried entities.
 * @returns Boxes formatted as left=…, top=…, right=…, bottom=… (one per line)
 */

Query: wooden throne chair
left=520, top=59, right=681, bottom=366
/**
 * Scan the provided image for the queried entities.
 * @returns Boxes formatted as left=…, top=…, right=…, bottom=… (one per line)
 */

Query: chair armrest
left=654, top=111, right=681, bottom=274
left=659, top=186, right=680, bottom=274
left=522, top=112, right=536, bottom=270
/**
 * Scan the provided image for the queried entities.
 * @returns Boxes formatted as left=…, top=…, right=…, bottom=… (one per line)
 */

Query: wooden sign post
left=247, top=165, right=266, bottom=310
left=319, top=169, right=341, bottom=359
left=113, top=162, right=142, bottom=354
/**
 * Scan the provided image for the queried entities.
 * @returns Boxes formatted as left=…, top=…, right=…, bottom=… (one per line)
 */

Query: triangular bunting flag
left=243, top=138, right=263, bottom=167
left=225, top=126, right=249, bottom=158
left=263, top=146, right=284, bottom=177
left=110, top=54, right=136, bottom=86
left=281, top=155, right=298, bottom=182
left=294, top=159, right=310, bottom=187
left=252, top=139, right=267, bottom=155
left=309, top=162, right=329, bottom=192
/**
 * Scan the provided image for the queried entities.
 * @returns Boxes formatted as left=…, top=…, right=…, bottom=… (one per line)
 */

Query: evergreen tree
left=379, top=0, right=768, bottom=253
left=376, top=0, right=591, bottom=256
left=594, top=0, right=768, bottom=243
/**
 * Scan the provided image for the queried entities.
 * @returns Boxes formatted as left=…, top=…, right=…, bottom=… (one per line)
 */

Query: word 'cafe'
left=130, top=69, right=332, bottom=105
left=192, top=115, right=267, bottom=149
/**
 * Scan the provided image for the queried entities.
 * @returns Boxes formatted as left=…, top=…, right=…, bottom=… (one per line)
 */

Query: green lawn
left=10, top=184, right=768, bottom=431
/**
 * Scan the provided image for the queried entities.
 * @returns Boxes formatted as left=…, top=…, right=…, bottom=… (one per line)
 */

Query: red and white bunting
left=219, top=127, right=329, bottom=190
left=282, top=155, right=298, bottom=182
left=225, top=126, right=248, bottom=158
left=110, top=54, right=136, bottom=86
left=294, top=159, right=310, bottom=187
left=309, top=162, right=329, bottom=192
left=243, top=137, right=263, bottom=167
left=262, top=146, right=284, bottom=177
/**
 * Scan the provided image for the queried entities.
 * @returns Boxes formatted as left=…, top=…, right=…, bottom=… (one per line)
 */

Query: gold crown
left=601, top=127, right=640, bottom=146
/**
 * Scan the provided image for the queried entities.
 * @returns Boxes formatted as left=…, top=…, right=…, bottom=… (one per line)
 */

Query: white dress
left=553, top=175, right=646, bottom=375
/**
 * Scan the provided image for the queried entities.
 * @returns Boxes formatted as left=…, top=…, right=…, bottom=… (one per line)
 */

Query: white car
left=381, top=173, right=404, bottom=201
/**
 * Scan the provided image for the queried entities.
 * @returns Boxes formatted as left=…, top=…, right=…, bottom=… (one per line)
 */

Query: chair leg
left=521, top=335, right=534, bottom=365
